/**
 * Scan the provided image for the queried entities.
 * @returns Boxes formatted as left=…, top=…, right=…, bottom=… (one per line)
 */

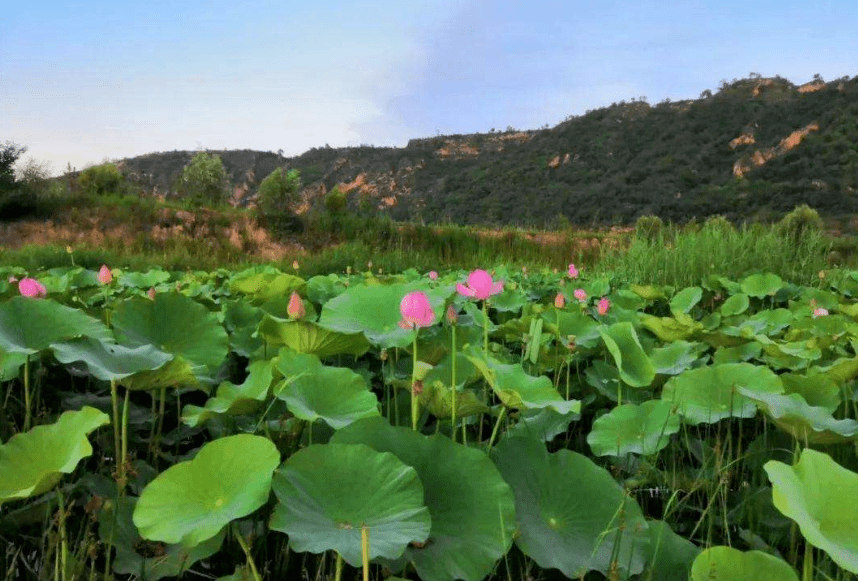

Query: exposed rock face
left=733, top=122, right=820, bottom=178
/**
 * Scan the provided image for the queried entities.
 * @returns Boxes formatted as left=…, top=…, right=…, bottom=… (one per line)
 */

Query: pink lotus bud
left=456, top=269, right=503, bottom=301
left=18, top=277, right=47, bottom=298
left=98, top=265, right=113, bottom=285
left=574, top=288, right=587, bottom=302
left=554, top=292, right=565, bottom=309
left=446, top=304, right=459, bottom=325
left=428, top=270, right=438, bottom=280
left=287, top=291, right=306, bottom=319
left=597, top=297, right=610, bottom=316
left=8, top=276, right=18, bottom=283
left=568, top=263, right=579, bottom=278
left=812, top=307, right=829, bottom=318
left=148, top=287, right=156, bottom=300
left=398, top=291, right=435, bottom=329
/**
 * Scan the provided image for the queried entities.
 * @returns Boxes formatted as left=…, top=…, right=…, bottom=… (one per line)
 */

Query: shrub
left=776, top=204, right=823, bottom=243
left=702, top=214, right=736, bottom=236
left=177, top=152, right=230, bottom=206
left=78, top=163, right=124, bottom=197
left=324, top=186, right=347, bottom=214
left=257, top=168, right=303, bottom=237
left=634, top=214, right=664, bottom=241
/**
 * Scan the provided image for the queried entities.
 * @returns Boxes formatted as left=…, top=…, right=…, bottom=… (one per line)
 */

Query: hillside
left=117, top=75, right=858, bottom=228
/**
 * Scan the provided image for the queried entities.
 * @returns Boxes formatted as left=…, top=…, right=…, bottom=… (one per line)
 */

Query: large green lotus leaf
left=551, top=310, right=602, bottom=349
left=222, top=299, right=264, bottom=358
left=182, top=360, right=274, bottom=428
left=0, top=407, right=110, bottom=505
left=121, top=357, right=201, bottom=392
left=269, top=443, right=431, bottom=567
left=819, top=355, right=858, bottom=385
left=780, top=372, right=841, bottom=412
left=690, top=546, right=798, bottom=581
left=465, top=347, right=580, bottom=414
left=50, top=336, right=173, bottom=381
left=112, top=292, right=228, bottom=382
left=0, top=297, right=112, bottom=355
left=713, top=342, right=762, bottom=364
left=258, top=315, right=370, bottom=358
left=118, top=269, right=171, bottom=289
left=0, top=348, right=27, bottom=380
left=418, top=380, right=489, bottom=419
left=318, top=282, right=451, bottom=348
left=490, top=288, right=527, bottom=313
left=331, top=417, right=516, bottom=581
left=649, top=340, right=704, bottom=375
left=508, top=407, right=579, bottom=442
left=738, top=388, right=858, bottom=444
left=599, top=322, right=655, bottom=387
left=765, top=449, right=858, bottom=573
left=587, top=400, right=680, bottom=457
left=640, top=313, right=702, bottom=342
left=229, top=271, right=305, bottom=303
left=273, top=351, right=379, bottom=429
left=670, top=286, right=702, bottom=315
left=630, top=284, right=668, bottom=301
left=741, top=273, right=783, bottom=298
left=642, top=519, right=700, bottom=581
left=306, top=274, right=347, bottom=305
left=99, top=495, right=225, bottom=581
left=422, top=350, right=478, bottom=388
left=492, top=436, right=650, bottom=578
left=720, top=293, right=750, bottom=316
left=661, top=363, right=783, bottom=425
left=133, top=434, right=280, bottom=547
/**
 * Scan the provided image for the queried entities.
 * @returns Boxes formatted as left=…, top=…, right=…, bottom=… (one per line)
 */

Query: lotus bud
left=554, top=292, right=565, bottom=309
left=148, top=287, right=156, bottom=300
left=446, top=304, right=459, bottom=325
left=98, top=265, right=113, bottom=285
left=18, top=277, right=47, bottom=298
left=287, top=291, right=306, bottom=319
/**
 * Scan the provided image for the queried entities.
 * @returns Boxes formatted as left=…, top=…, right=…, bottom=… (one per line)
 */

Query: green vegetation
left=175, top=152, right=230, bottom=206
left=77, top=163, right=126, bottom=197
left=256, top=167, right=302, bottom=236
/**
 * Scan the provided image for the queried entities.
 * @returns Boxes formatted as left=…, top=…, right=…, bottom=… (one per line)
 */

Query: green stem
left=234, top=526, right=262, bottom=581
left=57, top=487, right=68, bottom=581
left=109, top=379, right=121, bottom=476
left=411, top=332, right=419, bottom=431
left=451, top=324, right=457, bottom=442
left=482, top=300, right=489, bottom=355
left=308, top=420, right=313, bottom=445
left=802, top=540, right=813, bottom=581
left=334, top=553, right=344, bottom=581
left=361, top=524, right=370, bottom=581
left=23, top=355, right=31, bottom=431
left=119, top=390, right=130, bottom=494
left=486, top=407, right=507, bottom=455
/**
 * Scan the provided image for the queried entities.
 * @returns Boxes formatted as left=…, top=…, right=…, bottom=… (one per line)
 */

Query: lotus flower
left=428, top=270, right=438, bottom=280
left=287, top=291, right=306, bottom=319
left=554, top=292, right=565, bottom=309
left=98, top=265, right=113, bottom=285
left=597, top=297, right=610, bottom=315
left=456, top=269, right=503, bottom=300
left=574, top=288, right=587, bottom=302
left=147, top=287, right=156, bottom=300
left=813, top=307, right=829, bottom=318
left=568, top=263, right=579, bottom=279
left=19, top=277, right=46, bottom=298
left=399, top=291, right=435, bottom=329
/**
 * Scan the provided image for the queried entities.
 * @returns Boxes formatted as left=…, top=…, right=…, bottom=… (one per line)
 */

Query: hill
left=117, top=74, right=858, bottom=228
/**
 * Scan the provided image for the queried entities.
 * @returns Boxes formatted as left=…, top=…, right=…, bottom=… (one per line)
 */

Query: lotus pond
left=1, top=264, right=857, bottom=581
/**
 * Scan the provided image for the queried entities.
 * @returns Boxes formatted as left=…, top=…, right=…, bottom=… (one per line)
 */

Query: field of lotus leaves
left=1, top=262, right=857, bottom=581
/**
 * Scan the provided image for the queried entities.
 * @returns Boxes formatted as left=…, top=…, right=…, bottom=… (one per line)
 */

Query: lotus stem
left=23, top=354, right=31, bottom=431
left=802, top=540, right=813, bottom=581
left=411, top=332, right=419, bottom=431
left=234, top=526, right=262, bottom=581
left=451, top=324, right=457, bottom=442
left=57, top=487, right=68, bottom=581
left=361, top=524, right=370, bottom=581
left=109, top=379, right=121, bottom=480
left=334, top=553, right=344, bottom=581
left=119, top=389, right=130, bottom=493
left=486, top=407, right=507, bottom=455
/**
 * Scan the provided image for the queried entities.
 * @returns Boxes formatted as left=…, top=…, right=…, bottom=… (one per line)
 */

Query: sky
left=2, top=0, right=857, bottom=175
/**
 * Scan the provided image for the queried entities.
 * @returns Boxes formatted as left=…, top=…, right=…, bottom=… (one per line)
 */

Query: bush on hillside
left=776, top=204, right=823, bottom=243
left=176, top=152, right=230, bottom=206
left=78, top=163, right=125, bottom=197
left=634, top=215, right=664, bottom=242
left=257, top=168, right=303, bottom=236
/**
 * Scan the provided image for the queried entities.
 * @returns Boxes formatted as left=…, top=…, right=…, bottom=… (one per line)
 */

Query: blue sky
left=2, top=0, right=857, bottom=174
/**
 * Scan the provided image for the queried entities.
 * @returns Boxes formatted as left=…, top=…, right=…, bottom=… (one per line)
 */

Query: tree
left=177, top=152, right=230, bottom=206
left=78, top=163, right=124, bottom=196
left=1, top=141, right=26, bottom=194
left=257, top=167, right=303, bottom=235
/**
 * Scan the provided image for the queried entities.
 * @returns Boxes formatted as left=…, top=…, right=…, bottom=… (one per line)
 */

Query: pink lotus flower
left=574, top=288, right=587, bottom=302
left=98, top=265, right=113, bottom=285
left=456, top=269, right=503, bottom=300
left=147, top=287, right=156, bottom=300
left=19, top=277, right=47, bottom=298
left=597, top=297, right=610, bottom=316
left=813, top=307, right=829, bottom=318
left=399, top=291, right=435, bottom=329
left=428, top=271, right=438, bottom=280
left=287, top=291, right=306, bottom=319
left=568, top=263, right=579, bottom=279
left=554, top=292, right=565, bottom=309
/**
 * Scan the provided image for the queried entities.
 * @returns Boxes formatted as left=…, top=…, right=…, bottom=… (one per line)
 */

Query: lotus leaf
left=118, top=269, right=171, bottom=289
left=112, top=292, right=228, bottom=383
left=780, top=372, right=841, bottom=412
left=690, top=546, right=798, bottom=581
left=465, top=347, right=580, bottom=414
left=50, top=336, right=172, bottom=381
left=661, top=363, right=783, bottom=425
left=587, top=400, right=681, bottom=456
left=222, top=299, right=264, bottom=357
left=713, top=342, right=762, bottom=364
left=640, top=313, right=702, bottom=342
left=269, top=443, right=431, bottom=567
left=739, top=388, right=858, bottom=444
left=720, top=293, right=750, bottom=316
left=182, top=360, right=274, bottom=427
left=551, top=310, right=602, bottom=348
left=0, top=297, right=112, bottom=355
left=418, top=380, right=489, bottom=419
left=0, top=407, right=110, bottom=505
left=649, top=340, right=704, bottom=375
left=133, top=434, right=280, bottom=546
left=507, top=407, right=579, bottom=442
left=764, top=449, right=858, bottom=573
left=741, top=273, right=783, bottom=298
left=642, top=519, right=700, bottom=581
left=229, top=271, right=305, bottom=303
left=273, top=351, right=379, bottom=429
left=0, top=348, right=27, bottom=380
left=492, top=436, right=650, bottom=578
left=331, top=417, right=516, bottom=581
left=258, top=315, right=370, bottom=358
left=670, top=286, right=702, bottom=315
left=599, top=322, right=655, bottom=387
left=100, top=495, right=225, bottom=581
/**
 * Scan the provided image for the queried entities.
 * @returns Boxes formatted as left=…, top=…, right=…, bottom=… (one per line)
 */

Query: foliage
left=77, top=163, right=125, bottom=197
left=776, top=203, right=824, bottom=243
left=176, top=152, right=230, bottom=206
left=634, top=214, right=664, bottom=241
left=0, top=141, right=26, bottom=194
left=256, top=167, right=303, bottom=236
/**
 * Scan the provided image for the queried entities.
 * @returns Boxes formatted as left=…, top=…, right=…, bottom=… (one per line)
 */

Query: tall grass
left=596, top=219, right=834, bottom=287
